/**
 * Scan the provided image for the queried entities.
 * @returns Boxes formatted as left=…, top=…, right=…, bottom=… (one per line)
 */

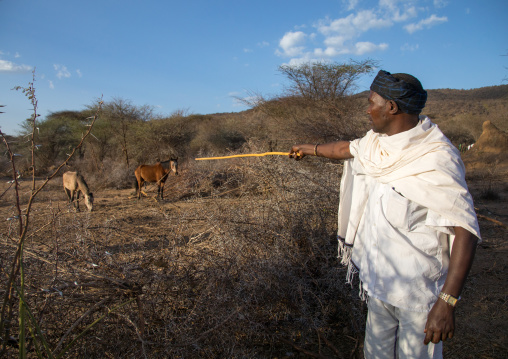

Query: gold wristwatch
left=438, top=292, right=459, bottom=307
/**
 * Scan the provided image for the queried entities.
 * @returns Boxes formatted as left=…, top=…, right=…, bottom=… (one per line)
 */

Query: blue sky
left=1, top=0, right=507, bottom=136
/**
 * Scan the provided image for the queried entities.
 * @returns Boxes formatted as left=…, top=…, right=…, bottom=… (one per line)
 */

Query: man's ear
left=387, top=100, right=399, bottom=114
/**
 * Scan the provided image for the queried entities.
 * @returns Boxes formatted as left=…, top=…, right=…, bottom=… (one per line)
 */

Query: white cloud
left=311, top=10, right=391, bottom=58
left=392, top=6, right=418, bottom=22
left=0, top=59, right=32, bottom=73
left=353, top=42, right=389, bottom=55
left=76, top=69, right=82, bottom=77
left=342, top=0, right=359, bottom=11
left=404, top=14, right=447, bottom=34
left=257, top=41, right=270, bottom=47
left=276, top=0, right=446, bottom=63
left=294, top=24, right=307, bottom=30
left=324, top=35, right=347, bottom=49
left=49, top=80, right=54, bottom=89
left=317, top=10, right=390, bottom=40
left=434, top=0, right=448, bottom=8
left=401, top=43, right=419, bottom=51
left=54, top=64, right=71, bottom=79
left=243, top=48, right=253, bottom=53
left=378, top=0, right=419, bottom=22
left=277, top=31, right=307, bottom=57
left=352, top=10, right=392, bottom=32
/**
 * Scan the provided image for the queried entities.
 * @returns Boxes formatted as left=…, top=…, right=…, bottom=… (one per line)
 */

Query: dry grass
left=0, top=144, right=369, bottom=358
left=4, top=148, right=505, bottom=358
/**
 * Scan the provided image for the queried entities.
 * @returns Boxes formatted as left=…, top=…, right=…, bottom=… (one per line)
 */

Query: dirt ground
left=0, top=156, right=507, bottom=358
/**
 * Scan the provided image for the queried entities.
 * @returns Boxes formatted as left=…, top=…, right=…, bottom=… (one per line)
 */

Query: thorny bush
left=1, top=142, right=366, bottom=358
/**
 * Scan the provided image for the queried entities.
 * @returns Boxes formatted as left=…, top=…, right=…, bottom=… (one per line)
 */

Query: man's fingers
left=290, top=151, right=303, bottom=160
left=423, top=330, right=433, bottom=345
left=432, top=332, right=442, bottom=344
left=424, top=329, right=453, bottom=345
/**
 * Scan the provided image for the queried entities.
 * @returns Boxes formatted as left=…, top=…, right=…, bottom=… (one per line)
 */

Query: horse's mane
left=76, top=174, right=91, bottom=195
left=160, top=158, right=177, bottom=165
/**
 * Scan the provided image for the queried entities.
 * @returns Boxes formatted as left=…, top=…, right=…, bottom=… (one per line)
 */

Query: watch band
left=439, top=292, right=459, bottom=307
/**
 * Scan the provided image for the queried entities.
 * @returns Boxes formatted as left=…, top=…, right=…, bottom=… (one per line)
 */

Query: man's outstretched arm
left=289, top=141, right=353, bottom=160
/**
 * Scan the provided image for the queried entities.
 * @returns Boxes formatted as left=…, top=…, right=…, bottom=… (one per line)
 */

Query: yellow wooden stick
left=195, top=152, right=290, bottom=160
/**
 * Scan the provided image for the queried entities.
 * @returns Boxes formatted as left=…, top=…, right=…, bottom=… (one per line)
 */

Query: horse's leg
left=138, top=179, right=144, bottom=199
left=64, top=188, right=72, bottom=202
left=156, top=183, right=161, bottom=200
left=160, top=182, right=164, bottom=200
left=76, top=191, right=81, bottom=211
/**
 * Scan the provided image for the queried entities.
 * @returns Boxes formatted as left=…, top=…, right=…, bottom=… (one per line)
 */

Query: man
left=289, top=70, right=480, bottom=359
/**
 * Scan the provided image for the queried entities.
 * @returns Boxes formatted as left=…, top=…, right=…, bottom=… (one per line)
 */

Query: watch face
left=440, top=292, right=458, bottom=306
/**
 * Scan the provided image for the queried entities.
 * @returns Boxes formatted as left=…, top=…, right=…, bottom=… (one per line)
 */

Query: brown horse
left=134, top=158, right=178, bottom=200
left=63, top=171, right=94, bottom=211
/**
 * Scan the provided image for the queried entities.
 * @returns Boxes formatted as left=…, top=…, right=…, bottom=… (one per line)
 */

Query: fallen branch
left=476, top=214, right=507, bottom=229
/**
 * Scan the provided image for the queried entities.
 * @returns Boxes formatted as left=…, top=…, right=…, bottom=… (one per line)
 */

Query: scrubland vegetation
left=1, top=62, right=507, bottom=358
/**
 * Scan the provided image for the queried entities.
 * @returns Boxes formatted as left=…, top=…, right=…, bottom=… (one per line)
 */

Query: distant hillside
left=422, top=85, right=508, bottom=145
left=215, top=84, right=508, bottom=150
left=353, top=84, right=508, bottom=145
left=427, top=84, right=508, bottom=101
left=354, top=84, right=508, bottom=106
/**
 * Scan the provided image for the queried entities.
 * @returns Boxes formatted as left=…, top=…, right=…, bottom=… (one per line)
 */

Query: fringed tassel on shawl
left=338, top=235, right=367, bottom=301
left=337, top=235, right=352, bottom=266
left=337, top=159, right=369, bottom=302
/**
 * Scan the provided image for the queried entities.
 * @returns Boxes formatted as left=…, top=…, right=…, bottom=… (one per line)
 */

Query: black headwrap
left=370, top=70, right=427, bottom=114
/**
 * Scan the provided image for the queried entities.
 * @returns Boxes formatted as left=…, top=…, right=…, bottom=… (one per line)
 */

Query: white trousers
left=364, top=297, right=442, bottom=359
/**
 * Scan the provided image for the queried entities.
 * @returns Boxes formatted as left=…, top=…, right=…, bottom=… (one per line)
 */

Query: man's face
left=367, top=91, right=392, bottom=134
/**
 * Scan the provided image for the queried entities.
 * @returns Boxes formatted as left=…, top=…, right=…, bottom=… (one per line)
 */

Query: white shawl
left=337, top=117, right=481, bottom=272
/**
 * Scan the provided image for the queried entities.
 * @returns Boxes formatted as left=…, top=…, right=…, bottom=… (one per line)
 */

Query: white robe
left=337, top=117, right=481, bottom=287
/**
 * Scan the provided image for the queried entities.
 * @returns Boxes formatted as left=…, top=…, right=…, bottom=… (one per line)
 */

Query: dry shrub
left=1, top=142, right=366, bottom=358
left=93, top=158, right=136, bottom=190
left=254, top=95, right=368, bottom=144
left=186, top=115, right=247, bottom=158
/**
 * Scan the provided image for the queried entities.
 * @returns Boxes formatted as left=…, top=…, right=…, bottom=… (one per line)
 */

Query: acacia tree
left=249, top=59, right=377, bottom=142
left=100, top=98, right=153, bottom=168
left=144, top=112, right=195, bottom=162
left=16, top=110, right=90, bottom=173
left=278, top=59, right=376, bottom=100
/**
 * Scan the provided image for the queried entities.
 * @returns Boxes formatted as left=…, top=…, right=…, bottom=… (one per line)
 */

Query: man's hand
left=424, top=298, right=455, bottom=344
left=423, top=227, right=478, bottom=345
left=289, top=145, right=306, bottom=160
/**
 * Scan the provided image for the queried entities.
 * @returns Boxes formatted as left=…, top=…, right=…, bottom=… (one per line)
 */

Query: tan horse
left=134, top=158, right=178, bottom=200
left=63, top=171, right=94, bottom=211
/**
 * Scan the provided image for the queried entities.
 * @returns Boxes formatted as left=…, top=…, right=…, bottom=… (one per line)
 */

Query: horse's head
left=170, top=158, right=179, bottom=176
left=85, top=193, right=94, bottom=211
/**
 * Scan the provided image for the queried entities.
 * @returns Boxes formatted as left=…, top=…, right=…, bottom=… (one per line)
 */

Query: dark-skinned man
left=289, top=70, right=480, bottom=359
